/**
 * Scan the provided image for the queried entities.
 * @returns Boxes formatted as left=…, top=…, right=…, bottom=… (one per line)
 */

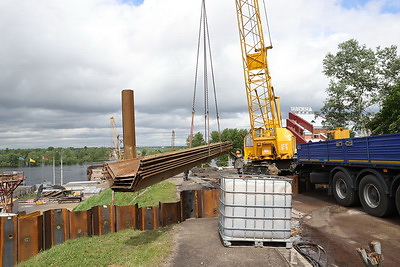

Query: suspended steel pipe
left=121, top=89, right=137, bottom=160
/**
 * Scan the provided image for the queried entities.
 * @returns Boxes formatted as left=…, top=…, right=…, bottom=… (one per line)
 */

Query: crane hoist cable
left=262, top=0, right=273, bottom=48
left=189, top=0, right=222, bottom=148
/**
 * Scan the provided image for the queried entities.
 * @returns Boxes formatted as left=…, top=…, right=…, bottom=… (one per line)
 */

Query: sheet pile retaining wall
left=0, top=189, right=220, bottom=266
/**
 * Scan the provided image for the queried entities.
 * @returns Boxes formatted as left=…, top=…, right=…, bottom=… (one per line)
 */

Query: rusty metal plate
left=17, top=214, right=43, bottom=263
left=286, top=174, right=299, bottom=195
left=0, top=215, right=17, bottom=267
left=195, top=190, right=203, bottom=218
left=159, top=202, right=181, bottom=227
left=92, top=205, right=115, bottom=236
left=139, top=206, right=159, bottom=230
left=43, top=209, right=69, bottom=250
left=115, top=204, right=139, bottom=231
left=105, top=142, right=232, bottom=192
left=68, top=210, right=92, bottom=239
left=201, top=189, right=220, bottom=218
left=180, top=190, right=195, bottom=220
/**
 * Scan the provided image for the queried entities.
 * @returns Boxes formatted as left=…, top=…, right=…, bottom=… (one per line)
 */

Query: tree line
left=0, top=147, right=111, bottom=167
left=320, top=39, right=400, bottom=135
left=0, top=128, right=247, bottom=168
left=186, top=128, right=248, bottom=166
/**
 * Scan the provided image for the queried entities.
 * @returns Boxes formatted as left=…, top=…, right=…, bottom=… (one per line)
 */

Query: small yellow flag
left=29, top=158, right=36, bottom=163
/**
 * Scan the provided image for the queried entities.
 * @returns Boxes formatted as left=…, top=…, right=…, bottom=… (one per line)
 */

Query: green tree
left=368, top=82, right=400, bottom=134
left=321, top=39, right=400, bottom=133
left=140, top=148, right=148, bottom=157
left=209, top=128, right=248, bottom=166
left=211, top=128, right=248, bottom=152
left=0, top=147, right=111, bottom=167
left=186, top=132, right=206, bottom=147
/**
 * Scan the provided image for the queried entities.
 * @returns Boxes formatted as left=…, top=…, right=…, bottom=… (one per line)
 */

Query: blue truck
left=295, top=133, right=400, bottom=217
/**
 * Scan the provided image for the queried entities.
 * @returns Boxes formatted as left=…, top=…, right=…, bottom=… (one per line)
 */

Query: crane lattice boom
left=235, top=0, right=294, bottom=162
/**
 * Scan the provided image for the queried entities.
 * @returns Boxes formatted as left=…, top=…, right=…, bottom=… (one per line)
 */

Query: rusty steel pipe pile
left=104, top=141, right=232, bottom=192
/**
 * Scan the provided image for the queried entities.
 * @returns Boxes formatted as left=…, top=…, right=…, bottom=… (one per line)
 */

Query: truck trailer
left=295, top=133, right=400, bottom=217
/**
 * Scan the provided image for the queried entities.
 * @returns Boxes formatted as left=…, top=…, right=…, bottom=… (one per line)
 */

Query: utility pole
left=171, top=130, right=175, bottom=151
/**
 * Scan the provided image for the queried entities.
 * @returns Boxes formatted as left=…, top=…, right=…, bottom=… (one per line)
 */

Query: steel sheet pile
left=104, top=141, right=232, bottom=192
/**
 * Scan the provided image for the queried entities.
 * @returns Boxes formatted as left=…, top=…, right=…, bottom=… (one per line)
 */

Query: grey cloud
left=0, top=0, right=399, bottom=149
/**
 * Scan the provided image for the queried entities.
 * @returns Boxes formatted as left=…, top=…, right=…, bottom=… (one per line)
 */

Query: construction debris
left=0, top=171, right=25, bottom=212
left=357, top=241, right=384, bottom=267
left=293, top=241, right=327, bottom=267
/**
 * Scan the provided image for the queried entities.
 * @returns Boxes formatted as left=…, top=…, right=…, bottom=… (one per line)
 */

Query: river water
left=0, top=162, right=105, bottom=186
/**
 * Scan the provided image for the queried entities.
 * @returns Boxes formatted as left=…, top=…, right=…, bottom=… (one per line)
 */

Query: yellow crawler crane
left=235, top=0, right=295, bottom=172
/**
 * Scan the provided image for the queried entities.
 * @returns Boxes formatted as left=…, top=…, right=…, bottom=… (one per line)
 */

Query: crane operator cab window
left=245, top=133, right=253, bottom=147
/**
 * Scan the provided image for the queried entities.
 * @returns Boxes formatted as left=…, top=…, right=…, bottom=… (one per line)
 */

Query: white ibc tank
left=219, top=175, right=292, bottom=247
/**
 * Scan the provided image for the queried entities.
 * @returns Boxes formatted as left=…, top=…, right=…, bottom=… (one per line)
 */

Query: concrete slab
left=165, top=217, right=310, bottom=267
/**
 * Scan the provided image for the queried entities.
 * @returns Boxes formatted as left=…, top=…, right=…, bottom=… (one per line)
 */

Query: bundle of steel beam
left=104, top=141, right=233, bottom=192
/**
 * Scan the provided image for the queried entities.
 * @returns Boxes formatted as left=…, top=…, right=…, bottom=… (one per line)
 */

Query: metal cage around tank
left=218, top=175, right=292, bottom=248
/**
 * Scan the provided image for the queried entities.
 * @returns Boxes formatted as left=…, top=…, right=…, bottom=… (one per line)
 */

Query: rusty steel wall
left=43, top=209, right=69, bottom=250
left=69, top=210, right=92, bottom=239
left=92, top=205, right=115, bottom=236
left=181, top=190, right=197, bottom=220
left=180, top=189, right=220, bottom=219
left=0, top=215, right=17, bottom=267
left=139, top=206, right=159, bottom=230
left=17, top=214, right=43, bottom=263
left=1, top=189, right=222, bottom=266
left=115, top=204, right=139, bottom=231
left=159, top=202, right=182, bottom=227
left=200, top=189, right=220, bottom=218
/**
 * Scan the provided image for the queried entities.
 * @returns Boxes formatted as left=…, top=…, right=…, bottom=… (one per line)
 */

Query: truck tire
left=359, top=174, right=395, bottom=217
left=396, top=186, right=400, bottom=215
left=332, top=171, right=358, bottom=206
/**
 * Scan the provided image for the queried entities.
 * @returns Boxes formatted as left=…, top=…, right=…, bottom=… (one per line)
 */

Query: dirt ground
left=167, top=170, right=310, bottom=266
left=293, top=189, right=400, bottom=266
left=165, top=217, right=309, bottom=267
left=170, top=169, right=400, bottom=266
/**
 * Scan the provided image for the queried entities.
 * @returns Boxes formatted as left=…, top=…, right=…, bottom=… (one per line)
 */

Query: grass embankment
left=19, top=181, right=179, bottom=267
left=18, top=227, right=173, bottom=267
left=74, top=180, right=179, bottom=211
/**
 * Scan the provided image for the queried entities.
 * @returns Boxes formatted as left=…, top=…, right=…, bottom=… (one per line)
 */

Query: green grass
left=18, top=226, right=174, bottom=267
left=19, top=180, right=179, bottom=266
left=73, top=180, right=179, bottom=211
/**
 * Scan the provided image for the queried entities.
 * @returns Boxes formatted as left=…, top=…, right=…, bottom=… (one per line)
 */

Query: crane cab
left=244, top=127, right=295, bottom=162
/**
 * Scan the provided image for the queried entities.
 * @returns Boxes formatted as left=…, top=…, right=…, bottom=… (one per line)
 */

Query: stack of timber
left=104, top=142, right=233, bottom=192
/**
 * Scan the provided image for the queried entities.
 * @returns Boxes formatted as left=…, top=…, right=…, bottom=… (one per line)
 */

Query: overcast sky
left=0, top=0, right=399, bottom=149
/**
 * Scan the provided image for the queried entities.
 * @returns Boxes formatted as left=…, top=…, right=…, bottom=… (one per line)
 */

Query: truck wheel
left=332, top=171, right=358, bottom=206
left=359, top=174, right=395, bottom=217
left=396, top=186, right=400, bottom=215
